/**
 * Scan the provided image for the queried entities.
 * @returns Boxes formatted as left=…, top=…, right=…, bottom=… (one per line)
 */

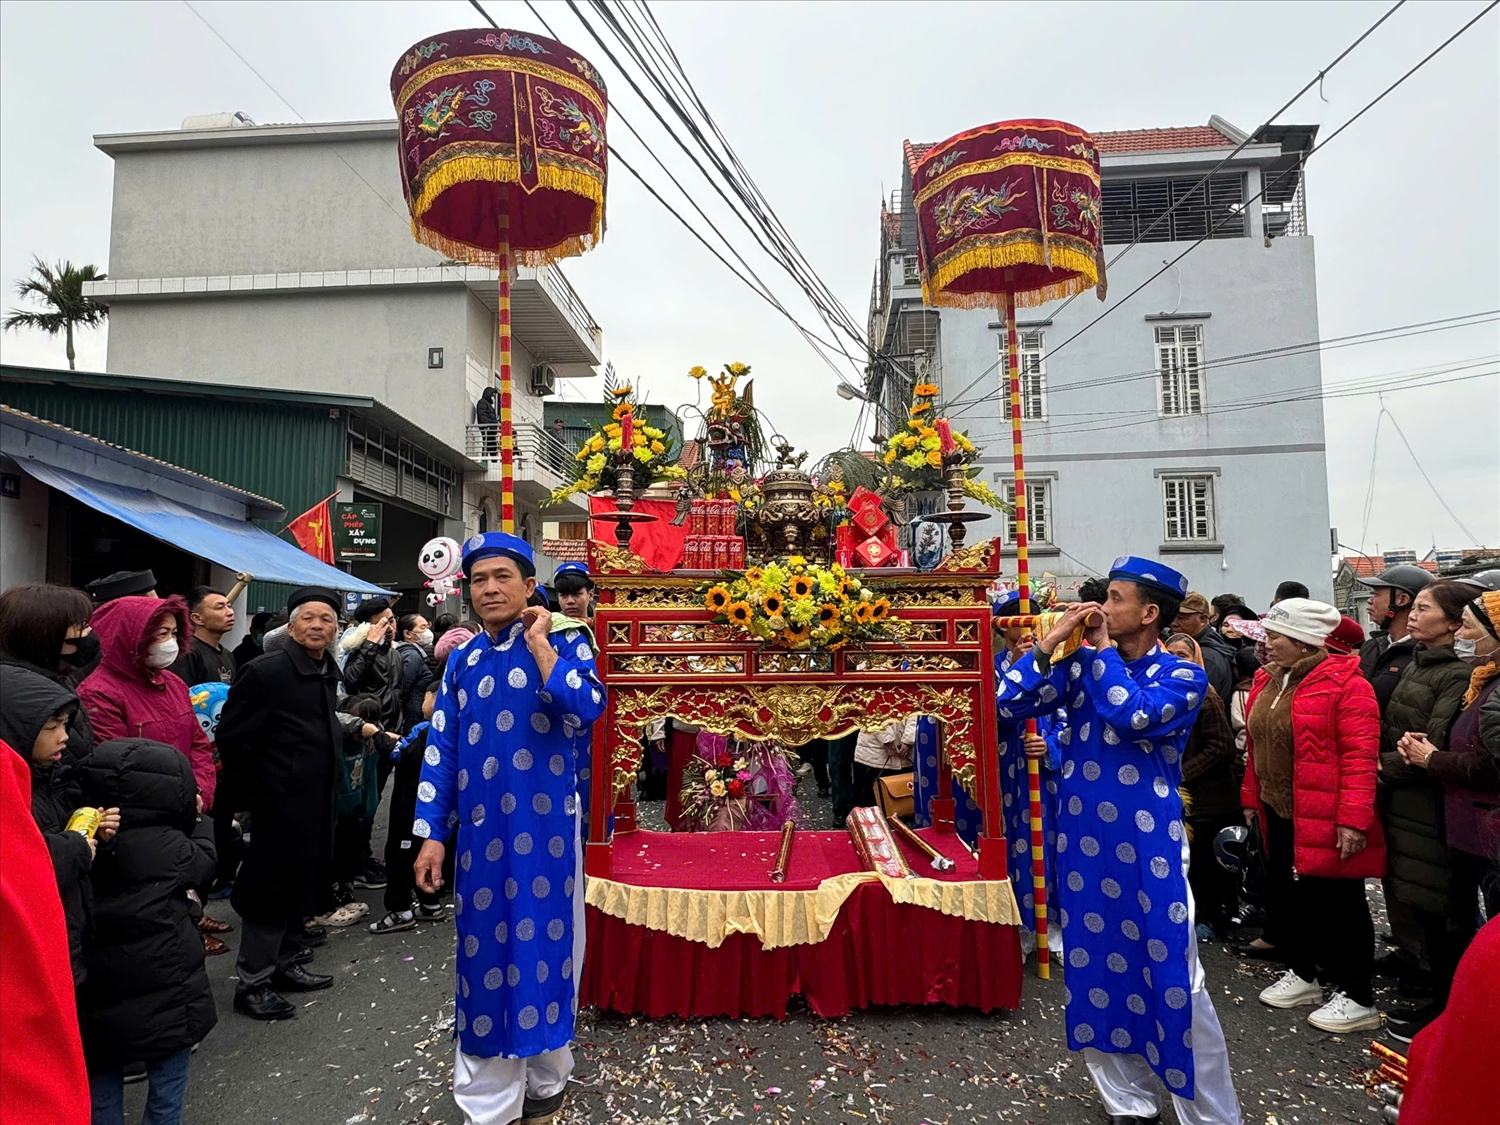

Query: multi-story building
left=83, top=114, right=603, bottom=579
left=868, top=117, right=1333, bottom=602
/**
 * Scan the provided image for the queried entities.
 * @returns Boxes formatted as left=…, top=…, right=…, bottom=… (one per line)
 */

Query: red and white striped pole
left=1005, top=290, right=1050, bottom=980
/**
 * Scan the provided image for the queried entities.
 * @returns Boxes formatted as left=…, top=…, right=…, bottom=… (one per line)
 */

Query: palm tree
left=3, top=258, right=109, bottom=370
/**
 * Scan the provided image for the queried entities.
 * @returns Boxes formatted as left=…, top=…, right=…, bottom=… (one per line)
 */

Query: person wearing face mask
left=76, top=596, right=215, bottom=812
left=1376, top=580, right=1475, bottom=1042
left=0, top=583, right=104, bottom=763
left=1390, top=589, right=1500, bottom=1037
left=395, top=613, right=435, bottom=736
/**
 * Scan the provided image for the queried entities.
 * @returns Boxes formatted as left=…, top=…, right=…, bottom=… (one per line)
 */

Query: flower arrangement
left=546, top=383, right=687, bottom=505
left=676, top=738, right=802, bottom=831
left=701, top=555, right=895, bottom=650
left=880, top=382, right=1008, bottom=510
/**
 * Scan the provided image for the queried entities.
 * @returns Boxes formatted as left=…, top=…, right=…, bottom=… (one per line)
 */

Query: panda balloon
left=418, top=536, right=463, bottom=606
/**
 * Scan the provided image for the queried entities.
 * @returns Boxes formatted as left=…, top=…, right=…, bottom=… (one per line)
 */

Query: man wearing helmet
left=1357, top=564, right=1434, bottom=711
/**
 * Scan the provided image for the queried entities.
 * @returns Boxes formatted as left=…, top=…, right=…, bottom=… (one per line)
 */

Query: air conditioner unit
left=531, top=363, right=558, bottom=396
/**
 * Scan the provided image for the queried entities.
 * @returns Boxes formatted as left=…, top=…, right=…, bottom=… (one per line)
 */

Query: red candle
left=936, top=418, right=956, bottom=455
left=620, top=410, right=634, bottom=450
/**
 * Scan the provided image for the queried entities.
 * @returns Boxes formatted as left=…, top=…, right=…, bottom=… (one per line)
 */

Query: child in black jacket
left=78, top=738, right=216, bottom=1125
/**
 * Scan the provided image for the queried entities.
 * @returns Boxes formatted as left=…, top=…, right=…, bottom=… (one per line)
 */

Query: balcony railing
left=465, top=422, right=579, bottom=481
left=522, top=264, right=601, bottom=351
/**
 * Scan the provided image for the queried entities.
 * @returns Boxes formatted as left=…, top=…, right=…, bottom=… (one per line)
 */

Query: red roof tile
left=1341, top=555, right=1438, bottom=578
left=904, top=122, right=1237, bottom=172
left=1095, top=124, right=1236, bottom=153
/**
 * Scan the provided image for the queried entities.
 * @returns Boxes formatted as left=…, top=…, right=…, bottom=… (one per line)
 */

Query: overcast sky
left=2, top=0, right=1496, bottom=557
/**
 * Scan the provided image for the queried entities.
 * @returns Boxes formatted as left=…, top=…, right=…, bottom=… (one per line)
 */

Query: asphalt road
left=150, top=794, right=1396, bottom=1125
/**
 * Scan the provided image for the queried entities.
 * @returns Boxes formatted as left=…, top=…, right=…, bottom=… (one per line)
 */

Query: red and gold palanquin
left=584, top=538, right=1010, bottom=878
left=578, top=538, right=1022, bottom=1018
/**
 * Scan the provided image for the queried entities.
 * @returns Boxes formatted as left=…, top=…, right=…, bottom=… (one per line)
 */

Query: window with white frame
left=1001, top=330, right=1048, bottom=421
left=1002, top=478, right=1052, bottom=545
left=1155, top=324, right=1204, bottom=416
left=1162, top=475, right=1216, bottom=542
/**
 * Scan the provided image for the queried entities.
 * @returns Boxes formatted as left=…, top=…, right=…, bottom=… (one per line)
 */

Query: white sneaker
left=1307, top=991, right=1382, bottom=1033
left=1259, top=970, right=1323, bottom=1008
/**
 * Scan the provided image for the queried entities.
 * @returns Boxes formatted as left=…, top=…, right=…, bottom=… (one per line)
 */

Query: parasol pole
left=1005, top=289, right=1051, bottom=980
left=497, top=199, right=516, bottom=534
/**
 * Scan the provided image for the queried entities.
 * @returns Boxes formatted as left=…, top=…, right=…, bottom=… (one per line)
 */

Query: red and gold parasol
left=392, top=29, right=608, bottom=532
left=911, top=119, right=1106, bottom=979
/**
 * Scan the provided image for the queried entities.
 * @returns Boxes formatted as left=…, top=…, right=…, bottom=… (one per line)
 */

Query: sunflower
left=789, top=575, right=815, bottom=600
left=705, top=585, right=731, bottom=612
left=762, top=592, right=784, bottom=616
left=817, top=603, right=840, bottom=627
left=914, top=383, right=939, bottom=397
left=852, top=602, right=875, bottom=624
left=910, top=402, right=932, bottom=415
left=783, top=619, right=812, bottom=647
left=744, top=566, right=765, bottom=584
left=837, top=579, right=857, bottom=600
left=726, top=600, right=752, bottom=626
left=870, top=597, right=891, bottom=621
left=610, top=385, right=634, bottom=398
left=612, top=402, right=632, bottom=421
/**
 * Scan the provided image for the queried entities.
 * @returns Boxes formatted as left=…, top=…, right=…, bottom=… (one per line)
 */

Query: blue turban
left=462, top=531, right=535, bottom=578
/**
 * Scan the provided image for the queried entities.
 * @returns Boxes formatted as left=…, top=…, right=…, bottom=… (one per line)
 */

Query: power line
left=1357, top=409, right=1384, bottom=555
left=1042, top=0, right=1408, bottom=325
left=1039, top=0, right=1499, bottom=367
left=941, top=309, right=1499, bottom=418
left=499, top=0, right=866, bottom=386
left=1381, top=403, right=1482, bottom=542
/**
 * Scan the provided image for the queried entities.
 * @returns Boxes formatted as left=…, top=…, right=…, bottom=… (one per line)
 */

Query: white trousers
left=453, top=801, right=588, bottom=1125
left=1083, top=836, right=1242, bottom=1125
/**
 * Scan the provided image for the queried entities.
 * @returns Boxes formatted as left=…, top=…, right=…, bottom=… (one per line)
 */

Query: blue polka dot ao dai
left=414, top=620, right=606, bottom=1059
left=996, top=643, right=1206, bottom=1097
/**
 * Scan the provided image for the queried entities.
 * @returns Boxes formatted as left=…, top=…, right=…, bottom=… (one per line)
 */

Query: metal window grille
left=1001, top=330, right=1048, bottom=421
left=1155, top=324, right=1204, bottom=416
left=346, top=415, right=458, bottom=518
left=1101, top=174, right=1246, bottom=244
left=902, top=255, right=921, bottom=286
left=1003, top=479, right=1051, bottom=545
left=1162, top=476, right=1215, bottom=541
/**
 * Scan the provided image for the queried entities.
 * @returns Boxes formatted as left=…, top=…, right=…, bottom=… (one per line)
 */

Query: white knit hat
left=1261, top=597, right=1342, bottom=646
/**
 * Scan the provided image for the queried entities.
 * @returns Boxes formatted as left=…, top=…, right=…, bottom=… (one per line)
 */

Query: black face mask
left=59, top=632, right=101, bottom=668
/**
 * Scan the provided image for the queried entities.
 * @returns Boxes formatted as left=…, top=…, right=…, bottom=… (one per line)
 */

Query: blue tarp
left=19, top=459, right=386, bottom=594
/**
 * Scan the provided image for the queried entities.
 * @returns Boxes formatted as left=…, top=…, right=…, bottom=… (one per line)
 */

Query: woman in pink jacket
left=77, top=596, right=216, bottom=810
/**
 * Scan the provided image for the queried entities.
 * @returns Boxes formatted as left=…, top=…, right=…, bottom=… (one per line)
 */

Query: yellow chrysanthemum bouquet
left=881, top=382, right=1008, bottom=510
left=701, top=555, right=895, bottom=650
left=546, top=383, right=688, bottom=505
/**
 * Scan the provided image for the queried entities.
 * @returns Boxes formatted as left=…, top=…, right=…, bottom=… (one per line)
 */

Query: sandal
left=203, top=933, right=230, bottom=956
left=415, top=903, right=448, bottom=921
left=369, top=910, right=416, bottom=934
left=199, top=915, right=234, bottom=935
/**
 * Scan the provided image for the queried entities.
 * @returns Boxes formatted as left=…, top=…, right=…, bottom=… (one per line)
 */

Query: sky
left=2, top=0, right=1496, bottom=558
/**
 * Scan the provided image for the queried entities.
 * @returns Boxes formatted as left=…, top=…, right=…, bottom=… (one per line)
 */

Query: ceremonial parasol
left=392, top=29, right=608, bottom=533
left=911, top=119, right=1106, bottom=979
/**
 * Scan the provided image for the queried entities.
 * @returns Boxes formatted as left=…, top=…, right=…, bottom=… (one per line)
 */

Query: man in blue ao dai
left=413, top=532, right=606, bottom=1125
left=995, top=557, right=1241, bottom=1125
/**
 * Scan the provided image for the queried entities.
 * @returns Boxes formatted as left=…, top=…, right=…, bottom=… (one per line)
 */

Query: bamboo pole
left=497, top=201, right=516, bottom=533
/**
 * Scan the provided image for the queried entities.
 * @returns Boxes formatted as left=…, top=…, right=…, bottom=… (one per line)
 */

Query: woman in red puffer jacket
left=1241, top=598, right=1384, bottom=1035
left=77, top=596, right=215, bottom=810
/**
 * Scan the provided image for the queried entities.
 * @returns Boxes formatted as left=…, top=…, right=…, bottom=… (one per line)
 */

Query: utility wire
left=1357, top=409, right=1385, bottom=555
left=1041, top=0, right=1408, bottom=325
left=1381, top=404, right=1482, bottom=542
left=1038, top=0, right=1500, bottom=368
left=498, top=0, right=865, bottom=385
left=941, top=310, right=1499, bottom=417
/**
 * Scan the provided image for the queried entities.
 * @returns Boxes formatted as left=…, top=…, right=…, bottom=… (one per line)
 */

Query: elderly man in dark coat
left=217, top=586, right=343, bottom=1021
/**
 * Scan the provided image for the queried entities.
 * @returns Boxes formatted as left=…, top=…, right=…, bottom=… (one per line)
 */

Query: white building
left=84, top=115, right=602, bottom=577
left=869, top=117, right=1333, bottom=604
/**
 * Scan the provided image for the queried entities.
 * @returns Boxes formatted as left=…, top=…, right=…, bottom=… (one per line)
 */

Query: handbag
left=875, top=771, right=914, bottom=821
